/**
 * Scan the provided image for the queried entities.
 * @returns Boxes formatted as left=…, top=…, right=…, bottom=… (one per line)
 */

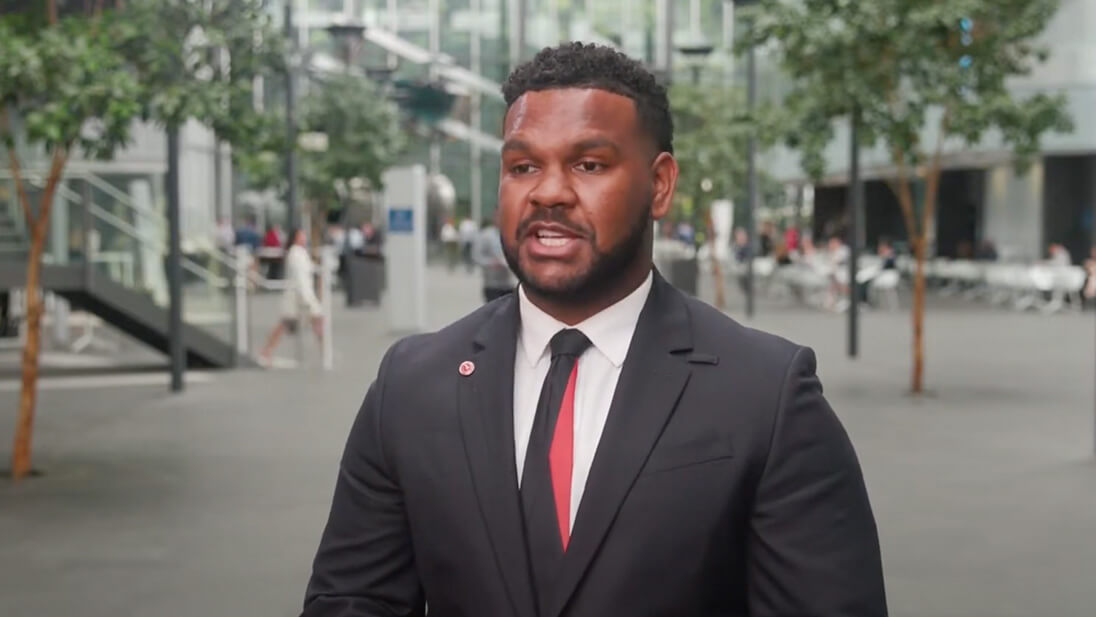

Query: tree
left=299, top=74, right=406, bottom=226
left=1, top=2, right=142, bottom=481
left=742, top=0, right=1073, bottom=393
left=1, top=0, right=281, bottom=480
left=238, top=74, right=406, bottom=231
left=670, top=82, right=782, bottom=308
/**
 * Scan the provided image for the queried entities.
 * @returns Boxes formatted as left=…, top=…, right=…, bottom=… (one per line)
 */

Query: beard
left=502, top=198, right=652, bottom=304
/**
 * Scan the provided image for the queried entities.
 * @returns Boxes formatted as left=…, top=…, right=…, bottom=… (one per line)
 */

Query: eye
left=510, top=163, right=537, bottom=175
left=575, top=160, right=606, bottom=173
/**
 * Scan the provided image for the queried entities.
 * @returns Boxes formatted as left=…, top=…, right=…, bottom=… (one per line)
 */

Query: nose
left=528, top=164, right=577, bottom=210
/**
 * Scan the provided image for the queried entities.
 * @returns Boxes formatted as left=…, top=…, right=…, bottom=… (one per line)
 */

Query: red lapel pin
left=458, top=360, right=476, bottom=376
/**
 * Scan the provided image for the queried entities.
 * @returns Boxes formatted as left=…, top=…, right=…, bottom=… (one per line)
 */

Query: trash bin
left=345, top=253, right=385, bottom=306
left=669, top=258, right=699, bottom=296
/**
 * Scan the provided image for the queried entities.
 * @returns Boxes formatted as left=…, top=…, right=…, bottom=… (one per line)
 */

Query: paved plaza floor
left=1, top=265, right=1094, bottom=617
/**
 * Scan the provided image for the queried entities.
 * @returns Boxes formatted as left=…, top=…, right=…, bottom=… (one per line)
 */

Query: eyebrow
left=501, top=139, right=532, bottom=154
left=572, top=137, right=620, bottom=154
left=500, top=136, right=622, bottom=155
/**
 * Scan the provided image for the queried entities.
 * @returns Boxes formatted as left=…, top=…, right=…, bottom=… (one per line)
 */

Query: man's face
left=497, top=88, right=675, bottom=302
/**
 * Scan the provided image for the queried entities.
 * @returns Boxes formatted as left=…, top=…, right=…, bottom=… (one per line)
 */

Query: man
left=459, top=217, right=479, bottom=272
left=302, top=43, right=886, bottom=617
left=475, top=217, right=517, bottom=303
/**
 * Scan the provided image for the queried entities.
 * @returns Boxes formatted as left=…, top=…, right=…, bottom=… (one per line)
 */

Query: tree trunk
left=11, top=228, right=46, bottom=480
left=11, top=148, right=66, bottom=480
left=910, top=237, right=926, bottom=394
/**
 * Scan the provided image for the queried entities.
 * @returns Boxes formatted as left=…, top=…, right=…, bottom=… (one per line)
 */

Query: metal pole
left=321, top=247, right=334, bottom=370
left=655, top=0, right=673, bottom=82
left=723, top=0, right=735, bottom=85
left=744, top=28, right=757, bottom=319
left=81, top=178, right=93, bottom=288
left=509, top=0, right=526, bottom=70
left=166, top=126, right=185, bottom=392
left=387, top=0, right=399, bottom=69
left=848, top=106, right=862, bottom=358
left=471, top=0, right=483, bottom=223
left=429, top=0, right=442, bottom=175
left=284, top=1, right=300, bottom=232
left=234, top=246, right=249, bottom=356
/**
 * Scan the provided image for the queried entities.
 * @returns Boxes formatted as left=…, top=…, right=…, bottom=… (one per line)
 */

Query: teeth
left=537, top=231, right=566, bottom=238
left=538, top=237, right=571, bottom=247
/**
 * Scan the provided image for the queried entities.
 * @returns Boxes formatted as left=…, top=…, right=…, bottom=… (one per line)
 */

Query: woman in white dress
left=258, top=228, right=323, bottom=365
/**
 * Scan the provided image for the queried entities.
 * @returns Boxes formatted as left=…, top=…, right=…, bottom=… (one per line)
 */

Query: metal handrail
left=50, top=182, right=229, bottom=289
left=80, top=170, right=163, bottom=223
left=6, top=168, right=286, bottom=292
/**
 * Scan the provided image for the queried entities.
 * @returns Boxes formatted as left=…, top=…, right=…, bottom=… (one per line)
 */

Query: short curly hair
left=501, top=42, right=674, bottom=155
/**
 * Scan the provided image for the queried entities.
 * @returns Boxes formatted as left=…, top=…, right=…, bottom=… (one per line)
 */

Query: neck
left=524, top=261, right=652, bottom=326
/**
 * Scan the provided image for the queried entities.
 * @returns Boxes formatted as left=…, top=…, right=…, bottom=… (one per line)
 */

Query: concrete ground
left=1, top=265, right=1094, bottom=617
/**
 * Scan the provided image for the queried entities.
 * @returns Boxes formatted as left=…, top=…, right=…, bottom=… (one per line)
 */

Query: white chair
left=1042, top=266, right=1088, bottom=314
left=870, top=269, right=901, bottom=310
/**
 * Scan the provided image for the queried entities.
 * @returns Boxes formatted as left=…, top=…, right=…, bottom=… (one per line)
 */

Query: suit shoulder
left=382, top=296, right=507, bottom=369
left=681, top=295, right=805, bottom=368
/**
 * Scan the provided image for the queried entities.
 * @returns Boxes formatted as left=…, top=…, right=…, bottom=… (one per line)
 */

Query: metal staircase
left=0, top=195, right=27, bottom=260
left=0, top=171, right=243, bottom=368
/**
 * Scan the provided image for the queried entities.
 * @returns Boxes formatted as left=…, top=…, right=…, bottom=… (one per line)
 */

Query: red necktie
left=548, top=361, right=579, bottom=548
left=521, top=327, right=591, bottom=592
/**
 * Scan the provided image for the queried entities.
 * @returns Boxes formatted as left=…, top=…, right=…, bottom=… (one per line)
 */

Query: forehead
left=503, top=88, right=642, bottom=145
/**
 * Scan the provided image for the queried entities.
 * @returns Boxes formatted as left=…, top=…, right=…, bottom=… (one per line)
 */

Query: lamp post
left=847, top=105, right=863, bottom=358
left=284, top=1, right=301, bottom=233
left=677, top=38, right=715, bottom=298
left=733, top=0, right=759, bottom=318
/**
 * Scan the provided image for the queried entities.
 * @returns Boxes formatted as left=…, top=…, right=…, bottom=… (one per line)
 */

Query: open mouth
left=522, top=222, right=586, bottom=257
left=534, top=229, right=578, bottom=247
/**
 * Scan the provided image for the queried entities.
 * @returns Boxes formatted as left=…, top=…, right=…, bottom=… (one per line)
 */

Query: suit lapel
left=457, top=296, right=538, bottom=617
left=546, top=274, right=694, bottom=617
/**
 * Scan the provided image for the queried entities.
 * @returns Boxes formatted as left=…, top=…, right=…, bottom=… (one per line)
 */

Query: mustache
left=515, top=209, right=591, bottom=239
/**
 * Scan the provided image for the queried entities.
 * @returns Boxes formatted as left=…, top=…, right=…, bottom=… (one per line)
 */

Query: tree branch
left=33, top=147, right=70, bottom=242
left=6, top=149, right=34, bottom=231
left=890, top=146, right=918, bottom=244
left=47, top=0, right=59, bottom=24
left=1, top=108, right=35, bottom=230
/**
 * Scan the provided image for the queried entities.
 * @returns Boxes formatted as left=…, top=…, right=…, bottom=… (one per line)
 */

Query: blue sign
left=388, top=208, right=414, bottom=233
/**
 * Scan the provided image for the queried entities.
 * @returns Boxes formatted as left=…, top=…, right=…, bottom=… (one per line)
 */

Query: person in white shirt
left=458, top=217, right=479, bottom=271
left=258, top=228, right=323, bottom=365
left=303, top=42, right=884, bottom=617
left=440, top=217, right=460, bottom=271
left=1047, top=242, right=1072, bottom=267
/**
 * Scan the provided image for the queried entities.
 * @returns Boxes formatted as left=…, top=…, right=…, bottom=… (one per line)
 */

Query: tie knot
left=550, top=328, right=592, bottom=359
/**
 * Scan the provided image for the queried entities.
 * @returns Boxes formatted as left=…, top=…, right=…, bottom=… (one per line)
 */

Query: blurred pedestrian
left=975, top=238, right=998, bottom=261
left=440, top=217, right=460, bottom=271
left=459, top=217, right=478, bottom=272
left=258, top=228, right=323, bottom=366
left=215, top=217, right=235, bottom=254
left=233, top=215, right=260, bottom=252
left=474, top=217, right=515, bottom=302
left=1047, top=242, right=1072, bottom=266
left=261, top=223, right=285, bottom=280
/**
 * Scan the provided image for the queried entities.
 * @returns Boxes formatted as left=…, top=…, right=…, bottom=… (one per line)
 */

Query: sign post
left=383, top=165, right=428, bottom=332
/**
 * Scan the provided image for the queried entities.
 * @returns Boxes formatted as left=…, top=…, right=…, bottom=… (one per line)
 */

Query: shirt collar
left=517, top=271, right=653, bottom=368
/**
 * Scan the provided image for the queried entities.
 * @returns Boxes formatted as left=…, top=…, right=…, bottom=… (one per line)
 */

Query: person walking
left=302, top=43, right=886, bottom=617
left=258, top=228, right=323, bottom=366
left=475, top=217, right=516, bottom=303
left=440, top=217, right=460, bottom=271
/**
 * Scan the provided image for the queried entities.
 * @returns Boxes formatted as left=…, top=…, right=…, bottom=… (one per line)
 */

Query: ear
left=650, top=152, right=678, bottom=221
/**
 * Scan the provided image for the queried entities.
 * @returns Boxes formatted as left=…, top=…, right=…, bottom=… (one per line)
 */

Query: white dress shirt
left=513, top=272, right=653, bottom=533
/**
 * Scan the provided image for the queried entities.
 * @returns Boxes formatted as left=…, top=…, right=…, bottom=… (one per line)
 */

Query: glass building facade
left=282, top=0, right=747, bottom=223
